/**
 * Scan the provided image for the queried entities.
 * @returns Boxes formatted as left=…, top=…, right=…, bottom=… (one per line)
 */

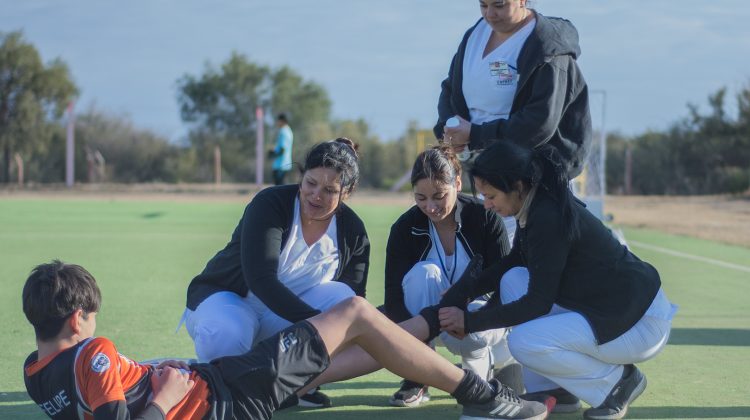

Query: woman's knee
left=191, top=316, right=257, bottom=362
left=442, top=332, right=491, bottom=358
left=313, top=281, right=356, bottom=308
left=335, top=295, right=372, bottom=317
left=403, top=262, right=444, bottom=314
left=403, top=262, right=443, bottom=294
left=506, top=325, right=545, bottom=368
left=500, top=267, right=530, bottom=304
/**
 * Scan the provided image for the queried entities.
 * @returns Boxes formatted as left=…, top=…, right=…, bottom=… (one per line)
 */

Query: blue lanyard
left=432, top=223, right=458, bottom=285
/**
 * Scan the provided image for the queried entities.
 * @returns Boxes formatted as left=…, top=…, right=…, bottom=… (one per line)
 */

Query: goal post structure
left=572, top=89, right=607, bottom=221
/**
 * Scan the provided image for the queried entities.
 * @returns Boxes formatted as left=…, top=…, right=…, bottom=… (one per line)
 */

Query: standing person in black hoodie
left=431, top=141, right=677, bottom=419
left=182, top=138, right=370, bottom=408
left=434, top=0, right=592, bottom=243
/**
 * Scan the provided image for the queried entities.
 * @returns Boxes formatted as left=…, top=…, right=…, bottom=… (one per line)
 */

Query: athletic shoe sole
left=552, top=400, right=582, bottom=413
left=297, top=399, right=330, bottom=408
left=388, top=393, right=430, bottom=407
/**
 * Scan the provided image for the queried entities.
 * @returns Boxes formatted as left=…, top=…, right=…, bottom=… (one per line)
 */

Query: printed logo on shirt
left=489, top=61, right=517, bottom=86
left=91, top=353, right=111, bottom=373
left=279, top=332, right=299, bottom=353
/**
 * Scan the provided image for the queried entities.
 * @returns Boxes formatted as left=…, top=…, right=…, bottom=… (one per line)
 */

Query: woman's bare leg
left=306, top=297, right=463, bottom=393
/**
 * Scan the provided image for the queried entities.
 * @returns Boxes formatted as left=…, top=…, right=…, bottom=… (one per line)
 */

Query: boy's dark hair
left=22, top=260, right=102, bottom=341
left=276, top=113, right=288, bottom=123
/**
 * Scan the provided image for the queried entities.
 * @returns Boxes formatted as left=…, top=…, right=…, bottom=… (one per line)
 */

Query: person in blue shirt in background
left=269, top=113, right=294, bottom=185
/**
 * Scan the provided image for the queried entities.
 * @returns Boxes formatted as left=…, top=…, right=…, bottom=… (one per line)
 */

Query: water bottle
left=445, top=116, right=471, bottom=162
left=446, top=116, right=460, bottom=129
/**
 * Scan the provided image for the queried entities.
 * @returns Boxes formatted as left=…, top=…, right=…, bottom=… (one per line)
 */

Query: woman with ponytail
left=383, top=145, right=515, bottom=407
left=182, top=138, right=369, bottom=408
left=433, top=141, right=677, bottom=419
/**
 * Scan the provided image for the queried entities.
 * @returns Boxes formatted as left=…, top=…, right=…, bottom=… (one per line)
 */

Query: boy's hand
left=150, top=366, right=194, bottom=413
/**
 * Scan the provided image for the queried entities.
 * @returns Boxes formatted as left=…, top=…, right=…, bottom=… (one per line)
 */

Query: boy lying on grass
left=22, top=260, right=546, bottom=420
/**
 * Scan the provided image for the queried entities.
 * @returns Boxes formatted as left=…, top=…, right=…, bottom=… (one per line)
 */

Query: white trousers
left=185, top=281, right=354, bottom=362
left=403, top=261, right=511, bottom=379
left=500, top=267, right=676, bottom=407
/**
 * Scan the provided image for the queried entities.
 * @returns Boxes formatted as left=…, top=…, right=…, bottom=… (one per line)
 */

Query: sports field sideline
left=1, top=195, right=748, bottom=419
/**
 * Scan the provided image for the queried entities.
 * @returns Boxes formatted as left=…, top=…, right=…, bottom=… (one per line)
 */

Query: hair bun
left=334, top=137, right=359, bottom=157
left=434, top=143, right=455, bottom=157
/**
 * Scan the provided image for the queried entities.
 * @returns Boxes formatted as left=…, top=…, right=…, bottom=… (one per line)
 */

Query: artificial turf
left=1, top=197, right=748, bottom=419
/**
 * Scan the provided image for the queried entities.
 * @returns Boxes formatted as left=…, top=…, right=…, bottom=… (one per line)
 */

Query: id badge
left=489, top=61, right=518, bottom=87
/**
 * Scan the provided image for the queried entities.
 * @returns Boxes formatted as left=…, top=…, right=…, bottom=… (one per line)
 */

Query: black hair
left=411, top=144, right=462, bottom=187
left=301, top=137, right=360, bottom=196
left=22, top=260, right=102, bottom=341
left=470, top=141, right=580, bottom=240
left=276, top=113, right=288, bottom=123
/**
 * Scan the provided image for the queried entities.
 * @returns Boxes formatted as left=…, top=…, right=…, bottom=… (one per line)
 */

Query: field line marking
left=628, top=240, right=750, bottom=274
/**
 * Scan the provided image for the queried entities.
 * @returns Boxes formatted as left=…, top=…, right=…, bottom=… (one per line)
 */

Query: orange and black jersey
left=24, top=337, right=212, bottom=420
left=25, top=322, right=329, bottom=420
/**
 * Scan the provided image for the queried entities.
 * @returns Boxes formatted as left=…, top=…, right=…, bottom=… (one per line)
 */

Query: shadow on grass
left=275, top=403, right=459, bottom=419
left=0, top=392, right=31, bottom=403
left=669, top=328, right=750, bottom=346
left=276, top=404, right=750, bottom=420
left=628, top=406, right=750, bottom=418
left=7, top=389, right=750, bottom=419
left=141, top=212, right=164, bottom=219
left=323, top=381, right=397, bottom=390
left=328, top=393, right=453, bottom=408
left=0, top=392, right=40, bottom=419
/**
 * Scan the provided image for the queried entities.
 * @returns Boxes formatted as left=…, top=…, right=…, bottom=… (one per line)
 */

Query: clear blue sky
left=3, top=0, right=749, bottom=141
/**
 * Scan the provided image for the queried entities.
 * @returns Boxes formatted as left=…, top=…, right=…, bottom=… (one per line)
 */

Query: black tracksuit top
left=186, top=184, right=370, bottom=323
left=384, top=194, right=511, bottom=322
left=447, top=189, right=661, bottom=345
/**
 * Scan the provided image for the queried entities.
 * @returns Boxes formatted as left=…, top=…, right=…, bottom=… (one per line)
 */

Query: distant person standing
left=269, top=113, right=294, bottom=185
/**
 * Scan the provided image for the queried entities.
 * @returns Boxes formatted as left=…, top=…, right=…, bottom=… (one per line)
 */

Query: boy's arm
left=79, top=339, right=191, bottom=420
left=93, top=366, right=193, bottom=420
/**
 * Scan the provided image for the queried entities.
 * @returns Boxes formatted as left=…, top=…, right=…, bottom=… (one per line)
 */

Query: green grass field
left=1, top=197, right=749, bottom=419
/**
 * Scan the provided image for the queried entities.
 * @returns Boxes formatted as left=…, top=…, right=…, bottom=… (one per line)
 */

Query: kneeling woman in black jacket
left=436, top=140, right=677, bottom=420
left=183, top=138, right=370, bottom=369
left=384, top=145, right=513, bottom=407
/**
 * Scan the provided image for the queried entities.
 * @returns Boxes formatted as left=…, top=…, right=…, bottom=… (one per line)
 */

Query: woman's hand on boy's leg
left=439, top=306, right=467, bottom=339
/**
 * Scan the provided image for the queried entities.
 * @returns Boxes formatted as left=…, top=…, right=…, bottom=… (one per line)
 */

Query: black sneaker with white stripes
left=460, top=379, right=547, bottom=420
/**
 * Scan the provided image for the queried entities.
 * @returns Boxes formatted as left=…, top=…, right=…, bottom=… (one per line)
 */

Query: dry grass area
left=3, top=184, right=749, bottom=248
left=605, top=194, right=750, bottom=248
left=357, top=192, right=750, bottom=249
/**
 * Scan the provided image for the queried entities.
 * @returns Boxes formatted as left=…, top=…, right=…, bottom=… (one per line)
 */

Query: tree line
left=605, top=87, right=750, bottom=195
left=2, top=31, right=748, bottom=194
